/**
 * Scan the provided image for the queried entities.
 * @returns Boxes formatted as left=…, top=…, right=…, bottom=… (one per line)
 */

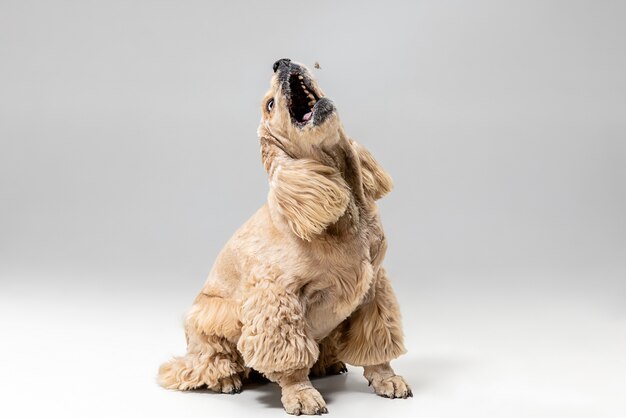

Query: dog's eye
left=266, top=98, right=274, bottom=112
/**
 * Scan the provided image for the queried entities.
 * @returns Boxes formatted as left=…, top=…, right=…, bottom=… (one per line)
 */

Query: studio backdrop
left=1, top=1, right=624, bottom=418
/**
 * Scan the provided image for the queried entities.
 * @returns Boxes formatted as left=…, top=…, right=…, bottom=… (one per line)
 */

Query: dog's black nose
left=273, top=58, right=291, bottom=73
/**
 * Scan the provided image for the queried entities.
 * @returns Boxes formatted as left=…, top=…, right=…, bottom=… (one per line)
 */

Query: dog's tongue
left=302, top=111, right=313, bottom=122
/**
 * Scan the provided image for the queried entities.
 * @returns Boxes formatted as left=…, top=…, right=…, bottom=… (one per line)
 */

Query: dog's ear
left=261, top=138, right=351, bottom=241
left=350, top=140, right=393, bottom=200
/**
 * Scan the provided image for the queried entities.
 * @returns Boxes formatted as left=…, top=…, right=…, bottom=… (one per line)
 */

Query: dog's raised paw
left=370, top=375, right=412, bottom=399
left=282, top=387, right=328, bottom=415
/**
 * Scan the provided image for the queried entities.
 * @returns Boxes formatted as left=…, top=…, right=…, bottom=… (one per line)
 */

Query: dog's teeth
left=298, top=75, right=304, bottom=80
left=308, top=101, right=316, bottom=106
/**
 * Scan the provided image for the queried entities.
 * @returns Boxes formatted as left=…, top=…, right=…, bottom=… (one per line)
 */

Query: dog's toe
left=327, top=361, right=348, bottom=375
left=310, top=361, right=347, bottom=378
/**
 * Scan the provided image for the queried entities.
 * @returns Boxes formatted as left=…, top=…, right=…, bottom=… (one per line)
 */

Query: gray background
left=1, top=1, right=625, bottom=417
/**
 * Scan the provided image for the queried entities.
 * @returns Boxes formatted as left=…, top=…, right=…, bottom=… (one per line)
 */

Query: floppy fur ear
left=261, top=138, right=351, bottom=240
left=350, top=140, right=393, bottom=200
left=270, top=157, right=351, bottom=240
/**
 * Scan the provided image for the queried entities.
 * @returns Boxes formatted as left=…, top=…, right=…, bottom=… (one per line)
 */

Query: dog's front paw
left=369, top=375, right=412, bottom=399
left=281, top=386, right=328, bottom=415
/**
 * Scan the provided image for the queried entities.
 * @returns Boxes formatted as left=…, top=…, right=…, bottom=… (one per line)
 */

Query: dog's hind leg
left=158, top=295, right=245, bottom=393
left=310, top=329, right=348, bottom=378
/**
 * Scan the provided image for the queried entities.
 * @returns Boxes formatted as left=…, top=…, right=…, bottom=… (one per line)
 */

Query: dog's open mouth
left=287, top=72, right=320, bottom=126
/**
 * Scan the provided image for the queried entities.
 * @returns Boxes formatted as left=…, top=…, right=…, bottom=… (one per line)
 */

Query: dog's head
left=258, top=58, right=341, bottom=157
left=257, top=59, right=393, bottom=240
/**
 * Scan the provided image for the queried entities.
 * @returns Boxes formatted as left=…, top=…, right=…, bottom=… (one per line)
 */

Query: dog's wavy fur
left=159, top=60, right=411, bottom=415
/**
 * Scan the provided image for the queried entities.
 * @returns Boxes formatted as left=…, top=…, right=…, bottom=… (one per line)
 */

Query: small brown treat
left=314, top=61, right=321, bottom=69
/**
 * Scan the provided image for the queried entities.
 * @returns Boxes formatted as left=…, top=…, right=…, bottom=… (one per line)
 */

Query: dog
left=159, top=58, right=411, bottom=415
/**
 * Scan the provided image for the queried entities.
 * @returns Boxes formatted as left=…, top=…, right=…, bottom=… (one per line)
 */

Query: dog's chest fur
left=303, top=260, right=374, bottom=341
left=298, top=212, right=385, bottom=341
left=200, top=201, right=386, bottom=343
